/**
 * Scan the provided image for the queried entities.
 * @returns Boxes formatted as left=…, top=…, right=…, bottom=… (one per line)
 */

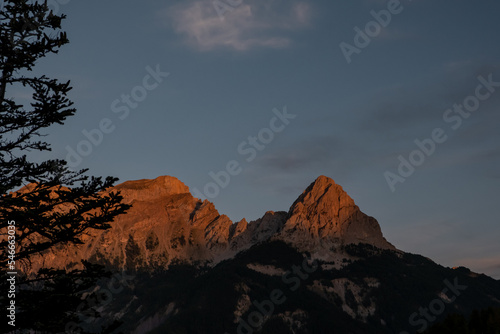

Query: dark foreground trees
left=422, top=307, right=500, bottom=334
left=0, top=1, right=129, bottom=332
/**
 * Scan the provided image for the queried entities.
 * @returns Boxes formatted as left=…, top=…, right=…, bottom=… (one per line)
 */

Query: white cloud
left=165, top=0, right=312, bottom=51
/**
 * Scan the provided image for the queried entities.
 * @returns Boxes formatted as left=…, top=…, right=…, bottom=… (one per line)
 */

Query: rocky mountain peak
left=113, top=175, right=190, bottom=203
left=288, top=175, right=356, bottom=220
left=281, top=176, right=394, bottom=250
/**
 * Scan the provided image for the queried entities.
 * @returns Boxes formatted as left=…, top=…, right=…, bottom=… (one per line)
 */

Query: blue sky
left=15, top=0, right=500, bottom=278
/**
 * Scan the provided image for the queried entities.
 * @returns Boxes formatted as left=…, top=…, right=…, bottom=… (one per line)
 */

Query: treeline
left=422, top=307, right=500, bottom=334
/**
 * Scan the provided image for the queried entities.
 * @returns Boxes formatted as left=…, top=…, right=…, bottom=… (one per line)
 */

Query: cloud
left=240, top=134, right=378, bottom=195
left=166, top=0, right=312, bottom=51
left=292, top=2, right=311, bottom=25
left=255, top=136, right=340, bottom=172
left=376, top=27, right=418, bottom=42
left=357, top=63, right=500, bottom=143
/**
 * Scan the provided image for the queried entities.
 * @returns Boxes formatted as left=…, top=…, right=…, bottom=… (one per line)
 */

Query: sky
left=11, top=0, right=500, bottom=279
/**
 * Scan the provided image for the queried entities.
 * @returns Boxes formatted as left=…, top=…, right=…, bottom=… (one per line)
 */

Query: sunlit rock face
left=278, top=175, right=395, bottom=252
left=30, top=175, right=394, bottom=272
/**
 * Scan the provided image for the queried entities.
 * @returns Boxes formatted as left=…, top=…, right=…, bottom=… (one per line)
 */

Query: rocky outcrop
left=278, top=175, right=394, bottom=251
left=31, top=175, right=395, bottom=272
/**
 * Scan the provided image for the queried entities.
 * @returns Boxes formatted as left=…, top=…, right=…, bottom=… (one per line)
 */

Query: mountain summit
left=113, top=175, right=190, bottom=203
left=282, top=175, right=394, bottom=250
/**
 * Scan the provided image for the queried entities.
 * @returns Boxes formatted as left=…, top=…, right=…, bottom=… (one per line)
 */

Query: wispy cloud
left=377, top=27, right=417, bottom=41
left=240, top=134, right=375, bottom=195
left=255, top=136, right=340, bottom=172
left=165, top=1, right=312, bottom=51
left=358, top=63, right=500, bottom=140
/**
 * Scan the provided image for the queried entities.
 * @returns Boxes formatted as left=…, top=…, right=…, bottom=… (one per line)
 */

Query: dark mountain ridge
left=24, top=175, right=500, bottom=333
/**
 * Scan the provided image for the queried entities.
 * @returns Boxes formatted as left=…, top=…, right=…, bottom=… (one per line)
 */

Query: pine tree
left=0, top=1, right=130, bottom=332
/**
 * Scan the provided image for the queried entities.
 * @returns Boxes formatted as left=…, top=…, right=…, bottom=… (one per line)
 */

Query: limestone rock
left=279, top=175, right=394, bottom=250
left=27, top=175, right=395, bottom=272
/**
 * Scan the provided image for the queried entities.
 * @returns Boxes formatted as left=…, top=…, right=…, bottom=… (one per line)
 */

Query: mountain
left=33, top=175, right=394, bottom=272
left=279, top=175, right=394, bottom=251
left=27, top=175, right=500, bottom=333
